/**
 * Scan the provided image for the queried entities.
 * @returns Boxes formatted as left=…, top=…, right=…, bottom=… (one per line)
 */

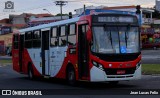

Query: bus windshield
left=91, top=26, right=139, bottom=54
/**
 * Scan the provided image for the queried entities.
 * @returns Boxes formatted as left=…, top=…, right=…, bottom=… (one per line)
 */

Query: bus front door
left=41, top=29, right=50, bottom=76
left=78, top=24, right=89, bottom=79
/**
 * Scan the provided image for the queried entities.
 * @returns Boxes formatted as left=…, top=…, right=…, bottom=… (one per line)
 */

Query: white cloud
left=0, top=0, right=156, bottom=19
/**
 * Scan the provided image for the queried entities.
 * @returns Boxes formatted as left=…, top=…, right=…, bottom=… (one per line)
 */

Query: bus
left=12, top=10, right=141, bottom=85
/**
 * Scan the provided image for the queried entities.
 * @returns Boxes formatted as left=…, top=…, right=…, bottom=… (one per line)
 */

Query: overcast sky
left=0, top=0, right=156, bottom=20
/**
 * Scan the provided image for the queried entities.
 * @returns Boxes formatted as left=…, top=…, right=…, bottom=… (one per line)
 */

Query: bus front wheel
left=67, top=66, right=76, bottom=86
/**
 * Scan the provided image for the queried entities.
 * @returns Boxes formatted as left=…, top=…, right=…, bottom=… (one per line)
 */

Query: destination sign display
left=93, top=15, right=138, bottom=23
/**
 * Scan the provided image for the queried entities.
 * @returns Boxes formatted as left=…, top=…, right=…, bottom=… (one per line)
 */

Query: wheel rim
left=69, top=71, right=74, bottom=81
left=29, top=69, right=32, bottom=78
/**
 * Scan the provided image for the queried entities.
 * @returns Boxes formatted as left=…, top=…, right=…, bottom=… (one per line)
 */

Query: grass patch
left=142, top=64, right=160, bottom=75
left=0, top=60, right=12, bottom=64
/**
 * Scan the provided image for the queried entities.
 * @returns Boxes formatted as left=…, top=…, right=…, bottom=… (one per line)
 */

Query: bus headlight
left=92, top=61, right=104, bottom=71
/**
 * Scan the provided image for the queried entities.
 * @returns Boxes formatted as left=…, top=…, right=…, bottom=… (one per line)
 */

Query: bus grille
left=104, top=67, right=136, bottom=75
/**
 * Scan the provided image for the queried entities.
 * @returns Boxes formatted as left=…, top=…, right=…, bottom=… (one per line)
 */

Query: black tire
left=28, top=64, right=34, bottom=79
left=67, top=66, right=76, bottom=86
left=109, top=81, right=119, bottom=85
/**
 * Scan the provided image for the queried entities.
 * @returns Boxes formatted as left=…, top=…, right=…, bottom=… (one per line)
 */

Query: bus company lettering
left=11, top=90, right=42, bottom=95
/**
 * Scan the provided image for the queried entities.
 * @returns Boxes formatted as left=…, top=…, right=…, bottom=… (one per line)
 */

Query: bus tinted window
left=33, top=30, right=40, bottom=39
left=52, top=28, right=57, bottom=37
left=59, top=36, right=67, bottom=46
left=51, top=38, right=58, bottom=46
left=59, top=26, right=67, bottom=46
left=50, top=27, right=58, bottom=47
left=33, top=30, right=41, bottom=48
left=25, top=32, right=32, bottom=48
left=13, top=34, right=19, bottom=49
left=60, top=26, right=66, bottom=36
left=68, top=24, right=76, bottom=45
left=69, top=24, right=76, bottom=35
left=25, top=32, right=32, bottom=40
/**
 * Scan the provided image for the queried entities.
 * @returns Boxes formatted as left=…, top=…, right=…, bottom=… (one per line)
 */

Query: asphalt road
left=0, top=64, right=160, bottom=96
left=0, top=56, right=12, bottom=60
left=141, top=49, right=160, bottom=64
left=1, top=51, right=160, bottom=98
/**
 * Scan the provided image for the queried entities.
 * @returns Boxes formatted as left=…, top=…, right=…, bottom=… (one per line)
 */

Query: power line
left=54, top=1, right=68, bottom=20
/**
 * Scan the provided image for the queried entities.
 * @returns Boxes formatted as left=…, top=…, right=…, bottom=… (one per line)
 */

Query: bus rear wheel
left=28, top=64, right=34, bottom=79
left=67, top=66, right=76, bottom=86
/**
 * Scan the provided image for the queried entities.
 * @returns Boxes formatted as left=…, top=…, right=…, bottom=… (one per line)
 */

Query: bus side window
left=59, top=25, right=67, bottom=46
left=25, top=31, right=32, bottom=48
left=13, top=34, right=19, bottom=49
left=50, top=27, right=58, bottom=47
left=68, top=24, right=76, bottom=46
left=33, top=30, right=41, bottom=48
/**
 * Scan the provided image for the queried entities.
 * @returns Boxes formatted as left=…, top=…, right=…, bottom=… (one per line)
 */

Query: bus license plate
left=117, top=70, right=125, bottom=74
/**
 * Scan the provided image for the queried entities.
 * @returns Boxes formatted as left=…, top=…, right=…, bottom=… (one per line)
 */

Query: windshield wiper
left=109, top=30, right=113, bottom=49
left=103, top=25, right=113, bottom=49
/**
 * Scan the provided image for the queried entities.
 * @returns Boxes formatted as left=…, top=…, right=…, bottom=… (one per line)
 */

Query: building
left=0, top=18, right=12, bottom=55
left=0, top=13, right=54, bottom=55
left=9, top=13, right=53, bottom=28
left=74, top=5, right=105, bottom=15
left=28, top=15, right=69, bottom=27
left=156, top=0, right=160, bottom=12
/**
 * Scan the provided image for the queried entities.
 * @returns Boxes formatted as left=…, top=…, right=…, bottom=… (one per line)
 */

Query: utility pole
left=55, top=1, right=68, bottom=20
left=84, top=5, right=86, bottom=15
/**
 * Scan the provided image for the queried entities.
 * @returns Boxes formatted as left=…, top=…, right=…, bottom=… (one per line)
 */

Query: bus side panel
left=23, top=48, right=41, bottom=76
left=49, top=46, right=68, bottom=78
left=54, top=46, right=78, bottom=79
left=12, top=49, right=20, bottom=72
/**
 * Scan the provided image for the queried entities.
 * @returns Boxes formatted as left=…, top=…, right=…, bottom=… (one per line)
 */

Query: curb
left=0, top=63, right=12, bottom=67
left=151, top=74, right=160, bottom=76
left=142, top=73, right=160, bottom=76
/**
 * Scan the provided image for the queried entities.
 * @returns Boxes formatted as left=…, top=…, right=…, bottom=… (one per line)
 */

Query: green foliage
left=142, top=64, right=160, bottom=74
left=0, top=60, right=12, bottom=64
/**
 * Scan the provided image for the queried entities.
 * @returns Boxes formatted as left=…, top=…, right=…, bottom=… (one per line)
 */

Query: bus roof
left=19, top=10, right=140, bottom=34
left=19, top=17, right=80, bottom=33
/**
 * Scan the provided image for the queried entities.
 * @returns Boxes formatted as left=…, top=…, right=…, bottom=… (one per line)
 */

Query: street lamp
left=43, top=9, right=52, bottom=15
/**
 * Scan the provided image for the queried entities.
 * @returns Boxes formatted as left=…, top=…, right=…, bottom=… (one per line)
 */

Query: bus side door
left=78, top=23, right=89, bottom=79
left=41, top=28, right=50, bottom=76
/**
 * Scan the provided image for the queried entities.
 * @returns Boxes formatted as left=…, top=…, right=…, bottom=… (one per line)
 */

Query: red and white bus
left=12, top=11, right=141, bottom=85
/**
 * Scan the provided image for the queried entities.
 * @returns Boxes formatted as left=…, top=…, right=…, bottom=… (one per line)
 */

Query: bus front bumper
left=90, top=65, right=141, bottom=82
